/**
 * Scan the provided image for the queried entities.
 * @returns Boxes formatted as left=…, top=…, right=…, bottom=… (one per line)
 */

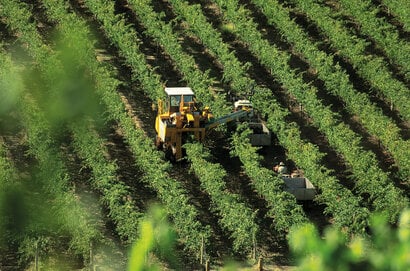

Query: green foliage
left=166, top=0, right=308, bottom=234
left=82, top=0, right=165, bottom=102
left=167, top=0, right=251, bottom=95
left=289, top=209, right=410, bottom=270
left=71, top=120, right=143, bottom=244
left=231, top=124, right=308, bottom=232
left=251, top=0, right=410, bottom=180
left=252, top=90, right=370, bottom=234
left=0, top=56, right=98, bottom=267
left=125, top=206, right=410, bottom=270
left=289, top=0, right=410, bottom=121
left=127, top=0, right=230, bottom=117
left=0, top=54, right=22, bottom=119
left=185, top=142, right=258, bottom=254
left=128, top=204, right=178, bottom=271
left=210, top=0, right=370, bottom=233
left=337, top=0, right=410, bottom=80
left=1, top=0, right=408, bottom=268
left=382, top=0, right=410, bottom=32
left=42, top=0, right=211, bottom=256
left=0, top=1, right=110, bottom=264
left=213, top=0, right=408, bottom=224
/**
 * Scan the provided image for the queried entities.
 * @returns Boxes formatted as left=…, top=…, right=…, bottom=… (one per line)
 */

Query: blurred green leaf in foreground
left=289, top=209, right=410, bottom=271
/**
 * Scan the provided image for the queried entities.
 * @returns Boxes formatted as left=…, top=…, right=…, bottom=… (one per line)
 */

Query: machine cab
left=234, top=99, right=253, bottom=111
left=156, top=87, right=209, bottom=161
left=165, top=87, right=195, bottom=113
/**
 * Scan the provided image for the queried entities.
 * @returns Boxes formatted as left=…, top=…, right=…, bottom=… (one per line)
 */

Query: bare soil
left=2, top=0, right=409, bottom=269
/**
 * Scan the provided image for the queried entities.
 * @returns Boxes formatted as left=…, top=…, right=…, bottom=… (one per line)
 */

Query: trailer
left=282, top=176, right=316, bottom=201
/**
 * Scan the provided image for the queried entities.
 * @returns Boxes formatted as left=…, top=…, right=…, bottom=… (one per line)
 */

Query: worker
left=277, top=162, right=288, bottom=175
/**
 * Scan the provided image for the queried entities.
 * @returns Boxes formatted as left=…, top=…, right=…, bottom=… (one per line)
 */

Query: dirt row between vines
left=3, top=0, right=408, bottom=269
left=67, top=0, right=256, bottom=266
left=68, top=0, right=302, bottom=266
left=1, top=1, right=133, bottom=269
left=191, top=0, right=410, bottom=190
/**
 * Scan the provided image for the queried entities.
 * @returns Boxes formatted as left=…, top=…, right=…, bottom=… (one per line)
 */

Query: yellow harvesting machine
left=154, top=87, right=270, bottom=161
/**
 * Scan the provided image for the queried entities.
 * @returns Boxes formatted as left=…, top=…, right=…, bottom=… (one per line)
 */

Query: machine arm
left=204, top=109, right=252, bottom=130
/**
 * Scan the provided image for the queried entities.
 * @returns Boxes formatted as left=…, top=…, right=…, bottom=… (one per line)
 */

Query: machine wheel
left=165, top=147, right=176, bottom=163
left=155, top=135, right=162, bottom=150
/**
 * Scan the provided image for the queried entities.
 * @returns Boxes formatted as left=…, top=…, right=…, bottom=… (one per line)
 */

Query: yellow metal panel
left=187, top=113, right=194, bottom=122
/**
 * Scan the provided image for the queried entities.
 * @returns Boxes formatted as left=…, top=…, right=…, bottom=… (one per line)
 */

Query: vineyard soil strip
left=211, top=0, right=408, bottom=222
left=250, top=0, right=410, bottom=184
left=40, top=0, right=212, bottom=256
left=288, top=0, right=410, bottom=122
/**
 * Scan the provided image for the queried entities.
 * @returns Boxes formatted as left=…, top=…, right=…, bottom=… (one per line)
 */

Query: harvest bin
left=282, top=177, right=316, bottom=201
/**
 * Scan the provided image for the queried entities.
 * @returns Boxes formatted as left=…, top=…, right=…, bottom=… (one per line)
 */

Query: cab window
left=183, top=95, right=193, bottom=103
left=170, top=95, right=181, bottom=106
